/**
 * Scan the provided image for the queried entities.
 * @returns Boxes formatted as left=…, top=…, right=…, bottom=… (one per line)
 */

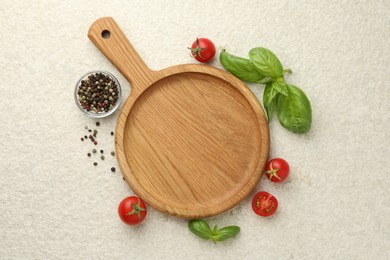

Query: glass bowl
left=74, top=71, right=122, bottom=118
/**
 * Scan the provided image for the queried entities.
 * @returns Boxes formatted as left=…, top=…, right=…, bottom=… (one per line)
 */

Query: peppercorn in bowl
left=75, top=71, right=122, bottom=118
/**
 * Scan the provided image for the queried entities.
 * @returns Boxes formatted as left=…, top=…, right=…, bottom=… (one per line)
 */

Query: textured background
left=0, top=1, right=389, bottom=259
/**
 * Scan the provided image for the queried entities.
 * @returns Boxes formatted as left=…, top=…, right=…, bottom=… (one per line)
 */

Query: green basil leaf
left=272, top=78, right=288, bottom=96
left=220, top=49, right=265, bottom=83
left=212, top=225, right=218, bottom=234
left=249, top=47, right=284, bottom=78
left=212, top=226, right=240, bottom=242
left=188, top=219, right=212, bottom=240
left=263, top=83, right=278, bottom=106
left=263, top=83, right=278, bottom=121
left=277, top=85, right=312, bottom=133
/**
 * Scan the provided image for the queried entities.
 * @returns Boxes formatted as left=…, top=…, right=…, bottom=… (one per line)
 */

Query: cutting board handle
left=88, top=17, right=154, bottom=94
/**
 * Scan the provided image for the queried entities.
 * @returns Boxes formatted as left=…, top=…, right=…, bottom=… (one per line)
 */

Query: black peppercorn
left=81, top=138, right=84, bottom=141
left=92, top=149, right=97, bottom=153
left=93, top=162, right=97, bottom=166
left=100, top=150, right=103, bottom=154
left=87, top=153, right=91, bottom=157
left=111, top=131, right=114, bottom=136
left=101, top=155, right=105, bottom=160
left=111, top=167, right=116, bottom=172
left=96, top=122, right=100, bottom=126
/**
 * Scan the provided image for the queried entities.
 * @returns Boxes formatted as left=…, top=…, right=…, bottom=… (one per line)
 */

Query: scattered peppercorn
left=111, top=167, right=116, bottom=172
left=100, top=150, right=103, bottom=154
left=111, top=151, right=115, bottom=156
left=93, top=133, right=97, bottom=138
left=81, top=138, right=84, bottom=141
left=101, top=156, right=105, bottom=160
left=92, top=149, right=97, bottom=153
left=84, top=125, right=88, bottom=130
left=93, top=162, right=97, bottom=166
left=96, top=122, right=100, bottom=126
left=84, top=135, right=87, bottom=139
left=111, top=132, right=114, bottom=136
left=88, top=129, right=92, bottom=132
left=123, top=177, right=125, bottom=181
left=94, top=141, right=97, bottom=145
left=87, top=153, right=91, bottom=157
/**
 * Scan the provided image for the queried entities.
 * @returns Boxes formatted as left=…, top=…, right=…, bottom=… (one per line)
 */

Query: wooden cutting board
left=88, top=17, right=269, bottom=219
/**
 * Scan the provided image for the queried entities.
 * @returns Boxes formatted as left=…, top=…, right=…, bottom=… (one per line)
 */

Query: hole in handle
left=101, top=30, right=110, bottom=39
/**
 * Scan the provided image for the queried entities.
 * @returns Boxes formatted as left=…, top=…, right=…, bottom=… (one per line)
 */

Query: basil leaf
left=220, top=49, right=265, bottom=83
left=272, top=78, right=288, bottom=96
left=212, top=225, right=218, bottom=234
left=277, top=85, right=312, bottom=133
left=263, top=83, right=278, bottom=121
left=249, top=47, right=284, bottom=78
left=188, top=219, right=212, bottom=240
left=212, top=226, right=240, bottom=242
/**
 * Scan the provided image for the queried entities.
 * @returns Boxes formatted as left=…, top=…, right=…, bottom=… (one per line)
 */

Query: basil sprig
left=220, top=47, right=312, bottom=134
left=188, top=219, right=240, bottom=243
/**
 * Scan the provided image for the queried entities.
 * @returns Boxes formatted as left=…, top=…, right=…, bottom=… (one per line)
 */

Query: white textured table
left=1, top=1, right=389, bottom=259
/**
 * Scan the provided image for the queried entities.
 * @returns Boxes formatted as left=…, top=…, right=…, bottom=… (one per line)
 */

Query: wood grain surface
left=88, top=17, right=269, bottom=218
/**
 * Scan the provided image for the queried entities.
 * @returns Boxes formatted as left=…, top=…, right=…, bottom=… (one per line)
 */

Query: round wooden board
left=88, top=17, right=269, bottom=219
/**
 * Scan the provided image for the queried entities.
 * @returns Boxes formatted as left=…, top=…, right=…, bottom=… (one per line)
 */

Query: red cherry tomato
left=252, top=191, right=278, bottom=217
left=188, top=38, right=216, bottom=63
left=118, top=196, right=147, bottom=225
left=265, top=158, right=290, bottom=183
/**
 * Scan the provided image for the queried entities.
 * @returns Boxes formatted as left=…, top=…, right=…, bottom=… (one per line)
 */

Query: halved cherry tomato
left=252, top=191, right=278, bottom=217
left=265, top=158, right=290, bottom=183
left=188, top=38, right=216, bottom=63
left=118, top=196, right=147, bottom=225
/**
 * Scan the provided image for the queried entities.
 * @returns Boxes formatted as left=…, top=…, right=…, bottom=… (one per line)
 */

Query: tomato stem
left=188, top=38, right=206, bottom=58
left=126, top=198, right=146, bottom=220
left=265, top=162, right=281, bottom=181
